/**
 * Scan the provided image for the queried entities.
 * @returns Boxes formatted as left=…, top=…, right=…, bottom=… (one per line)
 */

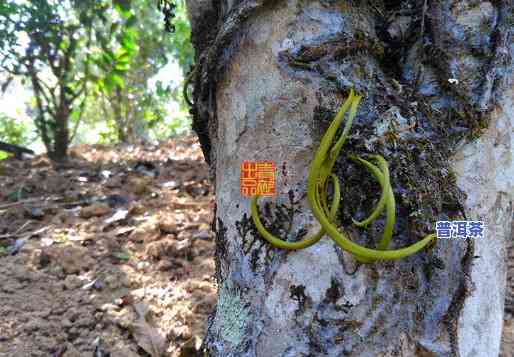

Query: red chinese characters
left=240, top=161, right=276, bottom=197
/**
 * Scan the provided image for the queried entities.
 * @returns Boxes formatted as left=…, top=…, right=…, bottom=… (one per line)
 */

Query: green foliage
left=85, top=0, right=194, bottom=144
left=0, top=113, right=33, bottom=160
left=166, top=0, right=194, bottom=73
left=0, top=0, right=195, bottom=152
left=0, top=114, right=30, bottom=146
left=97, top=119, right=119, bottom=145
left=148, top=81, right=191, bottom=139
left=0, top=0, right=151, bottom=159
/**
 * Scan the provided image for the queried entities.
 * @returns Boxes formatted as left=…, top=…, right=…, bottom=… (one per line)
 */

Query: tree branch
left=69, top=87, right=88, bottom=144
left=0, top=141, right=34, bottom=158
left=26, top=56, right=51, bottom=153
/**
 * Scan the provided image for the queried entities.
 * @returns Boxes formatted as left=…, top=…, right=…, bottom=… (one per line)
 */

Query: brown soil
left=503, top=317, right=513, bottom=357
left=0, top=137, right=215, bottom=357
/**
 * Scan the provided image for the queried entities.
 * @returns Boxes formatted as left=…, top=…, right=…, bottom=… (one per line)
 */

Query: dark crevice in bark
left=214, top=217, right=229, bottom=285
left=324, top=277, right=343, bottom=304
left=444, top=239, right=475, bottom=356
left=238, top=190, right=309, bottom=273
left=236, top=212, right=269, bottom=272
left=290, top=284, right=309, bottom=313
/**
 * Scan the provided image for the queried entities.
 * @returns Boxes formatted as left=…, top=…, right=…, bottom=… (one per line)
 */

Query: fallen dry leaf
left=158, top=217, right=177, bottom=234
left=127, top=176, right=152, bottom=196
left=80, top=202, right=111, bottom=218
left=132, top=303, right=166, bottom=357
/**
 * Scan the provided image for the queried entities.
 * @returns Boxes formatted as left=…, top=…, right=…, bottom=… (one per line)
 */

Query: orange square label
left=241, top=161, right=276, bottom=197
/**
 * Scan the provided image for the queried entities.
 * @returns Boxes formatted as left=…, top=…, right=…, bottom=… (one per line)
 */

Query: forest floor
left=0, top=136, right=511, bottom=357
left=505, top=317, right=513, bottom=357
left=0, top=136, right=215, bottom=357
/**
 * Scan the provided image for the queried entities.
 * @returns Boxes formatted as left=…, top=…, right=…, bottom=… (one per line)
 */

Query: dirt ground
left=0, top=136, right=511, bottom=356
left=503, top=317, right=513, bottom=357
left=0, top=137, right=215, bottom=357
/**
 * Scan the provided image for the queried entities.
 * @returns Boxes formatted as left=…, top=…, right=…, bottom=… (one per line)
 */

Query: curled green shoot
left=250, top=174, right=340, bottom=250
left=251, top=90, right=437, bottom=262
left=349, top=156, right=388, bottom=228
left=349, top=155, right=395, bottom=250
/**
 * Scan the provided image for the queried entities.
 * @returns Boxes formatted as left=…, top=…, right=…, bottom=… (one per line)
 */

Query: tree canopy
left=0, top=0, right=193, bottom=160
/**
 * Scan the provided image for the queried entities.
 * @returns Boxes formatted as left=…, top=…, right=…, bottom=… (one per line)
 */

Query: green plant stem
left=250, top=174, right=340, bottom=250
left=251, top=90, right=437, bottom=261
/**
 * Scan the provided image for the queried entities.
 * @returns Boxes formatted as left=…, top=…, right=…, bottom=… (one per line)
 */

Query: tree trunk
left=50, top=106, right=70, bottom=162
left=112, top=88, right=129, bottom=143
left=186, top=1, right=513, bottom=356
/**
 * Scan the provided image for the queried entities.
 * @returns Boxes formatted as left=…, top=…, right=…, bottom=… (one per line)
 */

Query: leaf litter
left=0, top=136, right=216, bottom=356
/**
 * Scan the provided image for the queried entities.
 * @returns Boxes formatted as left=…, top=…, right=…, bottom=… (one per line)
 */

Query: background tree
left=185, top=1, right=513, bottom=356
left=95, top=0, right=193, bottom=144
left=0, top=0, right=139, bottom=161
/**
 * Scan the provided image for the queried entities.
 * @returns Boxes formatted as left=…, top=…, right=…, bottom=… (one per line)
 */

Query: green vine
left=251, top=90, right=436, bottom=262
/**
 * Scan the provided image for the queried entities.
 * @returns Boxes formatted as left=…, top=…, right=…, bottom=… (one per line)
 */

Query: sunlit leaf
left=113, top=0, right=132, bottom=19
left=120, top=32, right=137, bottom=51
left=109, top=73, right=125, bottom=89
left=115, top=62, right=130, bottom=71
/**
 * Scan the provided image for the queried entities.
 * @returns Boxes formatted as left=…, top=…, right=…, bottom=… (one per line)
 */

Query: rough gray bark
left=186, top=1, right=514, bottom=356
